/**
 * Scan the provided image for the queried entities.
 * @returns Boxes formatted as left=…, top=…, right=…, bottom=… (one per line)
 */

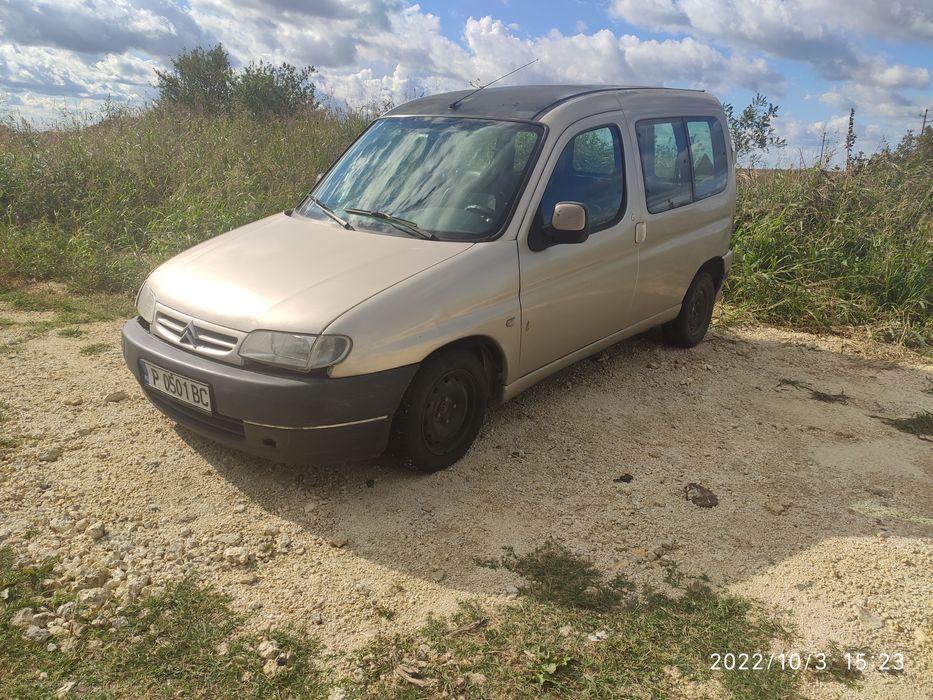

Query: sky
left=0, top=0, right=931, bottom=164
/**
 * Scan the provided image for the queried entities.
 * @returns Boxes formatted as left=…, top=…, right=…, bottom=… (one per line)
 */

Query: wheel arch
left=421, top=335, right=506, bottom=403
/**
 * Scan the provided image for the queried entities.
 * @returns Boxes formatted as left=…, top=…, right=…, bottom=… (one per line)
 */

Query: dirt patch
left=1, top=312, right=930, bottom=695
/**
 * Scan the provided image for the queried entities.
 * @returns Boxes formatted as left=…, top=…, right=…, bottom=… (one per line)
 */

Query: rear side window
left=539, top=125, right=625, bottom=231
left=635, top=119, right=692, bottom=213
left=686, top=118, right=728, bottom=199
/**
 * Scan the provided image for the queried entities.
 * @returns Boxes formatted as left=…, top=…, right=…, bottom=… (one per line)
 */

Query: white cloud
left=609, top=0, right=931, bottom=90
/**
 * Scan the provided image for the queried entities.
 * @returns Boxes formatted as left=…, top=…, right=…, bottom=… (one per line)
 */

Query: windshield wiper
left=308, top=196, right=354, bottom=230
left=343, top=208, right=439, bottom=241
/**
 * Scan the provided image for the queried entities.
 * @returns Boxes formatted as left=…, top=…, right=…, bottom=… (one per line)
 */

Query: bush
left=155, top=44, right=316, bottom=118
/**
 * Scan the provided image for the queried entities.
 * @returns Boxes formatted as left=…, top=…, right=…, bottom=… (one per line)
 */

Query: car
left=122, top=84, right=736, bottom=472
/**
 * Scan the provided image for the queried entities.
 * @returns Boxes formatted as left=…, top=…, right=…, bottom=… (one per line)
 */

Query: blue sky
left=1, top=0, right=931, bottom=164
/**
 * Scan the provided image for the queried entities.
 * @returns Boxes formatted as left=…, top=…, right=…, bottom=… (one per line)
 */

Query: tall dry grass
left=1, top=107, right=930, bottom=346
left=0, top=106, right=368, bottom=292
left=728, top=134, right=932, bottom=346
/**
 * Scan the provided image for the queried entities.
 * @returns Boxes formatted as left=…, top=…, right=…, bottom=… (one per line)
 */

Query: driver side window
left=538, top=125, right=625, bottom=232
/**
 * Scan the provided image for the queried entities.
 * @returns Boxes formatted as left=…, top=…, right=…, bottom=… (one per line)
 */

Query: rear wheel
left=390, top=349, right=489, bottom=472
left=663, top=271, right=716, bottom=348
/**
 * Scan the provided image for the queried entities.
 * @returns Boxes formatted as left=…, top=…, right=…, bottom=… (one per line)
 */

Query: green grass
left=357, top=542, right=806, bottom=698
left=0, top=548, right=326, bottom=699
left=79, top=342, right=111, bottom=356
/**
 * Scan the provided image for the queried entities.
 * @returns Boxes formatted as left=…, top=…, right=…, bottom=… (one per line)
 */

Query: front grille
left=152, top=306, right=244, bottom=362
left=147, top=390, right=246, bottom=437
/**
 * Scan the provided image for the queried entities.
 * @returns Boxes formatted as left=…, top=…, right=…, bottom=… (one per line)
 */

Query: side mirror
left=546, top=202, right=590, bottom=246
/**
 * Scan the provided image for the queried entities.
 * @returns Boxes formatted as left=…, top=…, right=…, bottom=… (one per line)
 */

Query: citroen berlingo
left=123, top=85, right=735, bottom=471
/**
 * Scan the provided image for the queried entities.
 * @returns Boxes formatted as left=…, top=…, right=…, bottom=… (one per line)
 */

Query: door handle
left=635, top=221, right=646, bottom=244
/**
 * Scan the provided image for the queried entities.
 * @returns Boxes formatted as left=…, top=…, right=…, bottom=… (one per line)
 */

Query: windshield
left=296, top=117, right=543, bottom=241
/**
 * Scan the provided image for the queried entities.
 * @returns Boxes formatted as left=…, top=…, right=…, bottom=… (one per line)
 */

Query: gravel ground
left=1, top=310, right=931, bottom=697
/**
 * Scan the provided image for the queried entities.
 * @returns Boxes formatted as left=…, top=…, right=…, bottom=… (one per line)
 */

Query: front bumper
left=122, top=318, right=418, bottom=463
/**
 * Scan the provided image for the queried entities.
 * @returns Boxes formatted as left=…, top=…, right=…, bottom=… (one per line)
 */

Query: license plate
left=140, top=360, right=212, bottom=413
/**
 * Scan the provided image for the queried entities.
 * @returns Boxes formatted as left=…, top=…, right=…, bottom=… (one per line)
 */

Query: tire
left=662, top=270, right=716, bottom=348
left=390, top=349, right=489, bottom=472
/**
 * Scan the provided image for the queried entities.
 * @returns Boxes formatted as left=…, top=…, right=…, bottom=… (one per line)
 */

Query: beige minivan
left=123, top=85, right=735, bottom=471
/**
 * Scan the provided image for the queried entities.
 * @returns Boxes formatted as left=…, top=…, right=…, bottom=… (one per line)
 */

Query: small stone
left=303, top=502, right=318, bottom=514
left=856, top=606, right=884, bottom=630
left=262, top=525, right=280, bottom=537
left=867, top=486, right=893, bottom=498
left=216, top=641, right=229, bottom=656
left=238, top=573, right=259, bottom=585
left=24, top=625, right=52, bottom=643
left=234, top=504, right=246, bottom=514
left=504, top=584, right=519, bottom=597
left=328, top=689, right=347, bottom=700
left=310, top=612, right=324, bottom=625
left=559, top=624, right=574, bottom=637
left=39, top=447, right=63, bottom=462
left=510, top=449, right=526, bottom=458
left=276, top=536, right=292, bottom=552
left=465, top=672, right=487, bottom=686
left=262, top=658, right=284, bottom=676
left=703, top=363, right=713, bottom=371
left=647, top=362, right=661, bottom=369
left=85, top=522, right=106, bottom=539
left=684, top=483, right=718, bottom=508
left=914, top=629, right=928, bottom=646
left=55, top=681, right=77, bottom=698
left=77, top=588, right=109, bottom=608
left=11, top=607, right=34, bottom=628
left=249, top=601, right=263, bottom=611
left=432, top=569, right=447, bottom=583
left=613, top=473, right=634, bottom=483
left=257, top=639, right=280, bottom=660
left=223, top=547, right=252, bottom=565
left=47, top=642, right=58, bottom=652
left=63, top=397, right=83, bottom=406
left=587, top=629, right=608, bottom=642
left=328, top=537, right=348, bottom=549
left=365, top=479, right=375, bottom=488
left=764, top=502, right=787, bottom=516
left=105, top=391, right=129, bottom=403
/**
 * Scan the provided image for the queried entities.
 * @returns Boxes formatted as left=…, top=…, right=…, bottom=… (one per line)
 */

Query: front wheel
left=663, top=271, right=716, bottom=348
left=390, top=349, right=489, bottom=472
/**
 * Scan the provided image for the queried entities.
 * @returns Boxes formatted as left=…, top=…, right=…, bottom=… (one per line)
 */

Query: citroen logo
left=179, top=322, right=199, bottom=347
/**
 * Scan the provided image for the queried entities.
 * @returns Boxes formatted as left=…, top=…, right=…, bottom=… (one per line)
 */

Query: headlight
left=136, top=283, right=156, bottom=323
left=238, top=331, right=351, bottom=371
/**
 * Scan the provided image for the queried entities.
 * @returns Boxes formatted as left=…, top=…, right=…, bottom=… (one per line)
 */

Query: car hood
left=147, top=212, right=473, bottom=334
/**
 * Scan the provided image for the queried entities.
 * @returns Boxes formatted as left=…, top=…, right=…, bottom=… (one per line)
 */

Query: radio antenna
left=449, top=58, right=539, bottom=109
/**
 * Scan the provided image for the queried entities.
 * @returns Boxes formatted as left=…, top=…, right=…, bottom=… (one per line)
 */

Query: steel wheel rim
left=422, top=369, right=475, bottom=455
left=687, top=284, right=711, bottom=337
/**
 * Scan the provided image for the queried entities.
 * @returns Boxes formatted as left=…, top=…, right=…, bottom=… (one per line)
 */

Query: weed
left=478, top=539, right=634, bottom=611
left=0, top=435, right=21, bottom=451
left=57, top=327, right=86, bottom=338
left=0, top=317, right=13, bottom=327
left=79, top=342, right=111, bottom=356
left=777, top=378, right=811, bottom=390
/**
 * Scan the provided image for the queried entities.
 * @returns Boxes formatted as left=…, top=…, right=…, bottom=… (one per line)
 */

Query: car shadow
left=178, top=326, right=933, bottom=595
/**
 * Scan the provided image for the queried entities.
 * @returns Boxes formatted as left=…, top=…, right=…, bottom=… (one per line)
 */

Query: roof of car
left=383, top=84, right=705, bottom=121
